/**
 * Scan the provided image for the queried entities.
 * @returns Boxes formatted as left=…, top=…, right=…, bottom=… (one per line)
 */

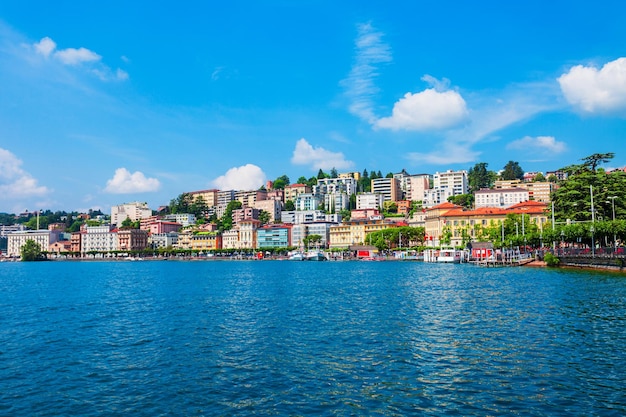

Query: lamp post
left=608, top=196, right=617, bottom=252
left=552, top=201, right=556, bottom=251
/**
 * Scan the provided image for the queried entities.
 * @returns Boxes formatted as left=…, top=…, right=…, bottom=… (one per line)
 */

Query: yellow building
left=425, top=201, right=548, bottom=247
left=329, top=218, right=398, bottom=249
left=190, top=232, right=222, bottom=251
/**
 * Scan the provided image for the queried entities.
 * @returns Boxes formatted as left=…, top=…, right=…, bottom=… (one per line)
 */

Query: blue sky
left=2, top=1, right=626, bottom=214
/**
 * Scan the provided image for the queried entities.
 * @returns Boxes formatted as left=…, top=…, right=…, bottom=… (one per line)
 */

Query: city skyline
left=1, top=1, right=626, bottom=213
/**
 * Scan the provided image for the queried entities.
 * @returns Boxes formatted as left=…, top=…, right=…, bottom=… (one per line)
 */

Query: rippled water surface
left=1, top=260, right=625, bottom=416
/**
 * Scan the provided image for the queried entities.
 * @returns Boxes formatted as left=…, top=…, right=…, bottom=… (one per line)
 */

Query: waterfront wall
left=559, top=255, right=626, bottom=272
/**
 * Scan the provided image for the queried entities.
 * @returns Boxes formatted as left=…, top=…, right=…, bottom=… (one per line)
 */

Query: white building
left=323, top=192, right=350, bottom=213
left=111, top=202, right=152, bottom=227
left=291, top=222, right=335, bottom=249
left=150, top=232, right=179, bottom=249
left=82, top=225, right=118, bottom=254
left=7, top=230, right=61, bottom=258
left=422, top=188, right=454, bottom=208
left=474, top=188, right=530, bottom=208
left=294, top=193, right=323, bottom=211
left=313, top=177, right=358, bottom=196
left=163, top=213, right=196, bottom=227
left=433, top=170, right=468, bottom=196
left=222, top=228, right=240, bottom=249
left=281, top=210, right=341, bottom=224
left=356, top=193, right=385, bottom=210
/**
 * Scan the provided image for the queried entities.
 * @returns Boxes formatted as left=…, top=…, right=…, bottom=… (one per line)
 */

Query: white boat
left=305, top=251, right=327, bottom=261
left=437, top=247, right=462, bottom=263
left=288, top=252, right=305, bottom=261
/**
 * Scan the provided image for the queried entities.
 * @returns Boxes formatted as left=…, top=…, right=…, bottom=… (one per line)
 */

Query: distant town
left=2, top=153, right=624, bottom=261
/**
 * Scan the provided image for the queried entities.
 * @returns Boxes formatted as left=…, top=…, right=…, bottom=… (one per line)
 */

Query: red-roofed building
left=425, top=201, right=548, bottom=247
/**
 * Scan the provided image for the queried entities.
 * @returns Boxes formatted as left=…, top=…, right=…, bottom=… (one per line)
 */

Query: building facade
left=474, top=188, right=530, bottom=208
left=111, top=202, right=152, bottom=227
left=7, top=230, right=61, bottom=257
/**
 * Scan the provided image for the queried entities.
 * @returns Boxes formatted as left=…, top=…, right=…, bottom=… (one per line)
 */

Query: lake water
left=1, top=260, right=625, bottom=416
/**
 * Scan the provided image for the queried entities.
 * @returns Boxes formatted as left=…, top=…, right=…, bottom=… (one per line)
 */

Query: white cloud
left=375, top=76, right=469, bottom=131
left=211, top=164, right=267, bottom=190
left=54, top=47, right=101, bottom=65
left=34, top=37, right=56, bottom=57
left=558, top=57, right=626, bottom=113
left=291, top=138, right=354, bottom=171
left=506, top=135, right=567, bottom=153
left=406, top=143, right=480, bottom=165
left=0, top=148, right=50, bottom=198
left=31, top=36, right=127, bottom=82
left=104, top=168, right=161, bottom=193
left=341, top=23, right=392, bottom=124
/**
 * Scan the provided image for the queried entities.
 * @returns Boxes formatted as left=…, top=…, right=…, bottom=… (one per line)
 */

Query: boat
left=437, top=247, right=463, bottom=263
left=305, top=251, right=327, bottom=261
left=288, top=252, right=305, bottom=261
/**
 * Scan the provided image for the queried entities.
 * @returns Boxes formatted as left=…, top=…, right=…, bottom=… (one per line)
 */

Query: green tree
left=468, top=162, right=497, bottom=192
left=581, top=152, right=614, bottom=172
left=317, top=169, right=327, bottom=179
left=339, top=208, right=351, bottom=221
left=533, top=172, right=546, bottom=182
left=285, top=200, right=295, bottom=211
left=448, top=194, right=474, bottom=209
left=385, top=172, right=394, bottom=178
left=303, top=234, right=323, bottom=249
left=218, top=200, right=243, bottom=232
left=21, top=239, right=43, bottom=261
left=500, top=161, right=524, bottom=180
left=121, top=216, right=134, bottom=228
left=330, top=167, right=338, bottom=178
left=273, top=175, right=290, bottom=189
left=258, top=210, right=271, bottom=225
left=297, top=176, right=308, bottom=184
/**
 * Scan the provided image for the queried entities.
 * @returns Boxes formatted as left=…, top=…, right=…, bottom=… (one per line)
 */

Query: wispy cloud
left=341, top=23, right=392, bottom=124
left=558, top=57, right=626, bottom=114
left=104, top=168, right=161, bottom=193
left=506, top=135, right=567, bottom=154
left=291, top=138, right=354, bottom=171
left=32, top=36, right=128, bottom=82
left=211, top=164, right=266, bottom=190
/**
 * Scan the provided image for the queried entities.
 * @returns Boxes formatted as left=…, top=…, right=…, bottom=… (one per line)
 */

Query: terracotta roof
left=428, top=202, right=461, bottom=210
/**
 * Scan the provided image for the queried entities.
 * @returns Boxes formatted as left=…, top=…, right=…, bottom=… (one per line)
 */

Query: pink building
left=142, top=220, right=182, bottom=235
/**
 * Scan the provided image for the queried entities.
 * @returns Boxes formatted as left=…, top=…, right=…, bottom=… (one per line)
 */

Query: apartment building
left=422, top=187, right=454, bottom=208
left=111, top=202, right=152, bottom=227
left=81, top=225, right=118, bottom=254
left=356, top=193, right=385, bottom=210
left=254, top=199, right=282, bottom=223
left=188, top=189, right=218, bottom=208
left=280, top=210, right=341, bottom=224
left=7, top=229, right=61, bottom=257
left=257, top=224, right=292, bottom=249
left=118, top=229, right=149, bottom=252
left=474, top=188, right=530, bottom=208
left=294, top=193, right=322, bottom=211
left=494, top=180, right=556, bottom=203
left=433, top=170, right=468, bottom=195
left=284, top=184, right=311, bottom=202
left=163, top=213, right=196, bottom=227
left=313, top=177, right=358, bottom=196
left=329, top=218, right=397, bottom=249
left=371, top=177, right=402, bottom=202
left=406, top=174, right=431, bottom=202
left=235, top=190, right=268, bottom=207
